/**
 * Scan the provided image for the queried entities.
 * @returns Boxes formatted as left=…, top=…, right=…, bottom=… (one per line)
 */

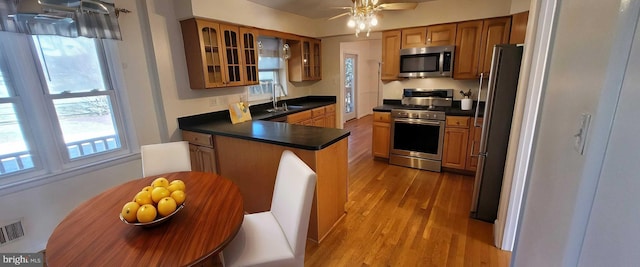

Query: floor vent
left=0, top=219, right=25, bottom=247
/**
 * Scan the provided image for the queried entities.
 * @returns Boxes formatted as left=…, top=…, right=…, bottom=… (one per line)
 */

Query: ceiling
left=245, top=0, right=433, bottom=19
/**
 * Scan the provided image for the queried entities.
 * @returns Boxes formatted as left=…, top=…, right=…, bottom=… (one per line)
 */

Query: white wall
left=512, top=0, right=624, bottom=265
left=510, top=0, right=531, bottom=14
left=577, top=7, right=640, bottom=265
left=189, top=0, right=320, bottom=37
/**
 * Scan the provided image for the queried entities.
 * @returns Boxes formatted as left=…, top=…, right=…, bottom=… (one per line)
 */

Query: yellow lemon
left=136, top=204, right=157, bottom=223
left=151, top=177, right=169, bottom=188
left=166, top=183, right=181, bottom=193
left=170, top=190, right=186, bottom=205
left=169, top=180, right=186, bottom=191
left=141, top=185, right=154, bottom=193
left=151, top=187, right=170, bottom=203
left=157, top=197, right=177, bottom=217
left=121, top=202, right=140, bottom=223
left=133, top=191, right=152, bottom=206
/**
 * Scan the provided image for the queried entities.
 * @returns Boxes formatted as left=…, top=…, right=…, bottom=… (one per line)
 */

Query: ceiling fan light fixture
left=370, top=16, right=378, bottom=26
left=347, top=18, right=356, bottom=28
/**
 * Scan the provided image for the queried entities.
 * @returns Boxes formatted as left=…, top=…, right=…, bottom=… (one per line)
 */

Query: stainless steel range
left=389, top=88, right=453, bottom=172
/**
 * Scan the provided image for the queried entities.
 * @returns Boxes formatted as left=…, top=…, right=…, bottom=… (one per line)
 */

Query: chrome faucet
left=271, top=83, right=287, bottom=111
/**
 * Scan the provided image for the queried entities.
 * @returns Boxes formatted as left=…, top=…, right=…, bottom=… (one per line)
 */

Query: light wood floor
left=304, top=115, right=511, bottom=266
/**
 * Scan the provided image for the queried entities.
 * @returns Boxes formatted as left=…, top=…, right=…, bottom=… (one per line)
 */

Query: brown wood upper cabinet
left=426, top=23, right=457, bottom=46
left=401, top=24, right=457, bottom=48
left=453, top=20, right=483, bottom=80
left=478, top=17, right=512, bottom=76
left=381, top=30, right=401, bottom=81
left=401, top=27, right=427, bottom=48
left=180, top=18, right=259, bottom=89
left=453, top=17, right=511, bottom=79
left=289, top=38, right=322, bottom=82
left=240, top=27, right=259, bottom=86
left=510, top=11, right=529, bottom=44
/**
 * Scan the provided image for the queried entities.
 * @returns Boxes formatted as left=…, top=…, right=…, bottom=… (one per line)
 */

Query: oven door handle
left=394, top=118, right=442, bottom=126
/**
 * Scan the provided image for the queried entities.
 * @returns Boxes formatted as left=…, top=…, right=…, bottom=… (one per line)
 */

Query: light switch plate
left=574, top=113, right=591, bottom=155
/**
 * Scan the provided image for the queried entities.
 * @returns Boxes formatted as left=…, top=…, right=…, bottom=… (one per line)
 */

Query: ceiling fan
left=329, top=0, right=419, bottom=36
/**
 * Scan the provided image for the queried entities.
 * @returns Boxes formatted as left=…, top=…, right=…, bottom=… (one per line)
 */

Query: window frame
left=248, top=37, right=288, bottom=103
left=0, top=32, right=138, bottom=193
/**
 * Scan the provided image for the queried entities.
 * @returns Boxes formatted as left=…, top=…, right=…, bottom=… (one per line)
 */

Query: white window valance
left=0, top=0, right=124, bottom=40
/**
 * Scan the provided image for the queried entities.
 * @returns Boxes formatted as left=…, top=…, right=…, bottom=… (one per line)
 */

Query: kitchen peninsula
left=178, top=97, right=349, bottom=243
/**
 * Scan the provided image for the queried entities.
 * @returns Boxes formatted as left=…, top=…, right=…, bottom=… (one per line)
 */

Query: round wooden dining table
left=45, top=171, right=244, bottom=266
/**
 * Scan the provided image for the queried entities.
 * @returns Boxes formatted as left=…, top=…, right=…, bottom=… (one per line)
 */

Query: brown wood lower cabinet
left=442, top=116, right=484, bottom=172
left=372, top=112, right=391, bottom=158
left=442, top=127, right=469, bottom=169
left=183, top=130, right=217, bottom=173
left=325, top=104, right=337, bottom=128
left=466, top=118, right=483, bottom=172
left=287, top=104, right=336, bottom=128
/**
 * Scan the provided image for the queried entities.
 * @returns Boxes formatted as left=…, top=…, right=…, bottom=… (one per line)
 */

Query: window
left=0, top=32, right=131, bottom=185
left=0, top=53, right=34, bottom=174
left=248, top=37, right=287, bottom=102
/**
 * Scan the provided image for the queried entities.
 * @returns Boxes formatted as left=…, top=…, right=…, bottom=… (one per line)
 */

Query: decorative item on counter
left=229, top=95, right=252, bottom=124
left=460, top=89, right=473, bottom=111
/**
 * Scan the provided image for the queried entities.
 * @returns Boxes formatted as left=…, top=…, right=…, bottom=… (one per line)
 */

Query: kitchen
left=2, top=1, right=636, bottom=266
left=0, top=0, right=528, bottom=250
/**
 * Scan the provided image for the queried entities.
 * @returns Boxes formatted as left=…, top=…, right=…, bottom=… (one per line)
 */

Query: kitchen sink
left=266, top=105, right=304, bottom=113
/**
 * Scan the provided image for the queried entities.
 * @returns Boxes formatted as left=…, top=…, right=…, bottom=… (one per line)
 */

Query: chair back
left=140, top=141, right=192, bottom=176
left=270, top=150, right=317, bottom=258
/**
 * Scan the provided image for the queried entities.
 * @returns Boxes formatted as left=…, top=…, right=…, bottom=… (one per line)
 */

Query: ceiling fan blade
left=330, top=6, right=353, bottom=10
left=328, top=12, right=351, bottom=20
left=378, top=3, right=419, bottom=10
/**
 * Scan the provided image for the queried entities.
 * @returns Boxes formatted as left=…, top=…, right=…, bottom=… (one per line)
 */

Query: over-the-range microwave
left=399, top=45, right=454, bottom=78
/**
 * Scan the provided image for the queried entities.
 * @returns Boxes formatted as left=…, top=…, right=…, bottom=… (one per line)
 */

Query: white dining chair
left=221, top=150, right=317, bottom=267
left=140, top=141, right=192, bottom=177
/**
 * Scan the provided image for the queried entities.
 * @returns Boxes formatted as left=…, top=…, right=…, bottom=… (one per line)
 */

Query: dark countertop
left=373, top=99, right=485, bottom=117
left=178, top=96, right=350, bottom=151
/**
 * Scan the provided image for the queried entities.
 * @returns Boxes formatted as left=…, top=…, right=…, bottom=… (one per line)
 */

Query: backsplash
left=382, top=78, right=488, bottom=101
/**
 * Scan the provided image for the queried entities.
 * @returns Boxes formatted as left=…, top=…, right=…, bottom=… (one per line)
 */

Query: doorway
left=344, top=54, right=357, bottom=121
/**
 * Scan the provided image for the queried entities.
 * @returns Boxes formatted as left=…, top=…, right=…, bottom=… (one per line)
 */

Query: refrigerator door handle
left=474, top=73, right=484, bottom=127
left=476, top=46, right=503, bottom=156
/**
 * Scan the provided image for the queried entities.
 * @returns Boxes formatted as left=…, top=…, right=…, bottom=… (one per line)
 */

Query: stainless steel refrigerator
left=470, top=44, right=523, bottom=222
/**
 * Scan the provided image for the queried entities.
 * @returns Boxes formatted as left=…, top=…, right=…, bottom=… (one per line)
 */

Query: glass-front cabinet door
left=220, top=25, right=244, bottom=87
left=197, top=20, right=225, bottom=88
left=312, top=39, right=321, bottom=80
left=302, top=40, right=311, bottom=79
left=240, top=27, right=259, bottom=86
